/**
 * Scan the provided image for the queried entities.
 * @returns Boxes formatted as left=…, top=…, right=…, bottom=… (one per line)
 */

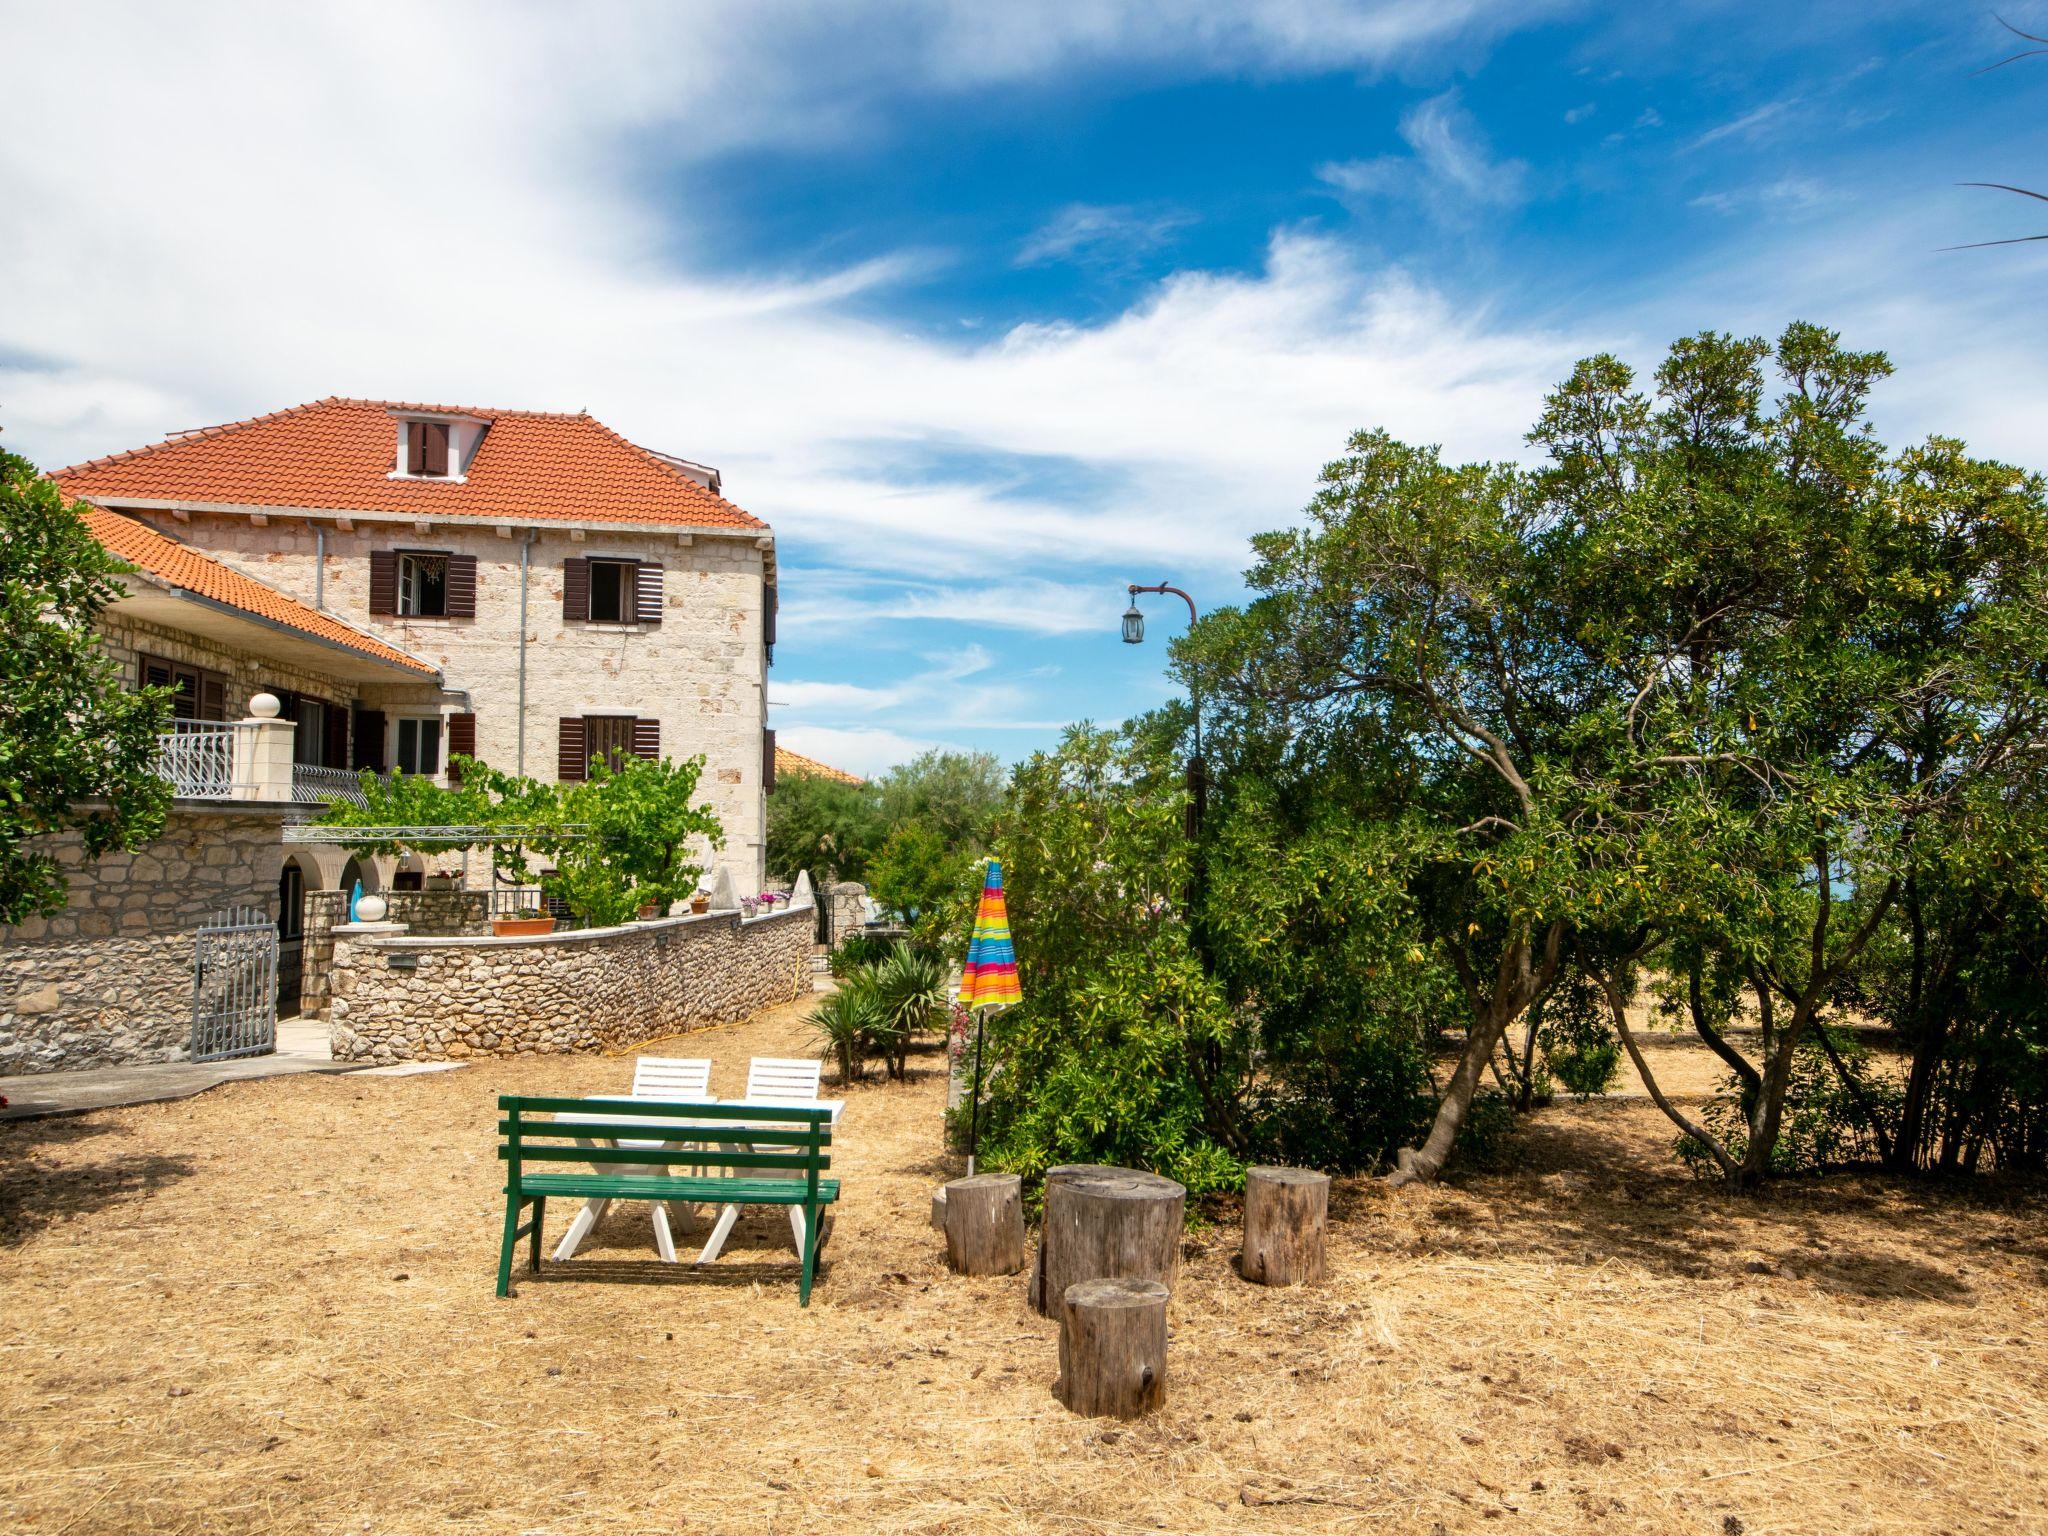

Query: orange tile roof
left=84, top=507, right=439, bottom=677
left=52, top=397, right=767, bottom=531
left=775, top=746, right=865, bottom=785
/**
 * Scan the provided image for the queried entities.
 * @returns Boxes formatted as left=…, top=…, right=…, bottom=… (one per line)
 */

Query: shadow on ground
left=0, top=1116, right=197, bottom=1246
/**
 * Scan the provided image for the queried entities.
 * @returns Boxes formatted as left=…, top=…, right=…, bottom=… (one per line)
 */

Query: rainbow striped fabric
left=958, top=859, right=1022, bottom=1009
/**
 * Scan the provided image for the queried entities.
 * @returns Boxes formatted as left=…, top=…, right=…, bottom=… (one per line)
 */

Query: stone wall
left=124, top=509, right=771, bottom=890
left=298, top=889, right=498, bottom=1016
left=0, top=807, right=291, bottom=1075
left=328, top=904, right=812, bottom=1064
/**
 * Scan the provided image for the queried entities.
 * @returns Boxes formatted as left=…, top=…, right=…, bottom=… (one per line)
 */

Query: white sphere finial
left=249, top=692, right=282, bottom=720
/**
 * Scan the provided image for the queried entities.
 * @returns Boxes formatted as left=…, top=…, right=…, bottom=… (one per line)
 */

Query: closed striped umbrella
left=960, top=859, right=1020, bottom=1170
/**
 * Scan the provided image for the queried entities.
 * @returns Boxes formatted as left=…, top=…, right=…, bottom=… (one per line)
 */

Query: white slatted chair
left=552, top=1057, right=714, bottom=1265
left=744, top=1056, right=823, bottom=1103
left=697, top=1056, right=827, bottom=1263
left=632, top=1056, right=714, bottom=1101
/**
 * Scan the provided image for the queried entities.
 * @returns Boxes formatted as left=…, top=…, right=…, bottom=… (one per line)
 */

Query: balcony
left=155, top=720, right=257, bottom=799
left=291, top=763, right=388, bottom=809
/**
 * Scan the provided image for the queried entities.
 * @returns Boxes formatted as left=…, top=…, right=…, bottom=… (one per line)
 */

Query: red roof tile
left=774, top=746, right=865, bottom=785
left=52, top=397, right=766, bottom=531
left=84, top=507, right=439, bottom=677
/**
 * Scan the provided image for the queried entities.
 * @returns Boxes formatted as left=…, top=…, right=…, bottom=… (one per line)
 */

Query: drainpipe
left=314, top=524, right=326, bottom=609
left=516, top=529, right=537, bottom=776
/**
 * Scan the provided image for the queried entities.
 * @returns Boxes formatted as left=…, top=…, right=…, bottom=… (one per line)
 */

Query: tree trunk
left=1239, top=1167, right=1328, bottom=1286
left=942, top=1173, right=1025, bottom=1275
left=1028, top=1164, right=1184, bottom=1317
left=1389, top=922, right=1563, bottom=1187
left=1054, top=1277, right=1168, bottom=1419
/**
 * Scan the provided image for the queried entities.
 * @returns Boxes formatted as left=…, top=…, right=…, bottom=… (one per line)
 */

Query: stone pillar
left=327, top=919, right=409, bottom=1061
left=232, top=693, right=298, bottom=802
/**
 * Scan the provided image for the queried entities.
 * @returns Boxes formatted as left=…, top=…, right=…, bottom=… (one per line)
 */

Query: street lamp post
left=1121, top=581, right=1204, bottom=843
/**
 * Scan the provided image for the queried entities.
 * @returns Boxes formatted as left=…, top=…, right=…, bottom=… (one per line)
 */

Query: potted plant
left=637, top=898, right=662, bottom=920
left=492, top=906, right=555, bottom=938
left=740, top=895, right=760, bottom=918
left=689, top=889, right=711, bottom=914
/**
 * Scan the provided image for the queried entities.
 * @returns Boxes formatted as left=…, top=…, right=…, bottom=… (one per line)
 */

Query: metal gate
left=191, top=906, right=278, bottom=1062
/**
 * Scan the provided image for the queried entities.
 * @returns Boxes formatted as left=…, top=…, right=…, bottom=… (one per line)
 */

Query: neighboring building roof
left=83, top=507, right=440, bottom=677
left=775, top=746, right=865, bottom=785
left=52, top=397, right=766, bottom=531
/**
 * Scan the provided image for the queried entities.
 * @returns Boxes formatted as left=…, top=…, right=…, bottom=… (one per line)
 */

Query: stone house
left=3, top=399, right=780, bottom=1075
left=52, top=397, right=777, bottom=885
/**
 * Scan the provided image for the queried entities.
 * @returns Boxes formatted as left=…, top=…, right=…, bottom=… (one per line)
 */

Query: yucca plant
left=871, top=945, right=947, bottom=1081
left=810, top=970, right=881, bottom=1085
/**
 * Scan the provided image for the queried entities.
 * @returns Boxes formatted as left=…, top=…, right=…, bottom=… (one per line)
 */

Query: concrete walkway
left=0, top=1017, right=356, bottom=1122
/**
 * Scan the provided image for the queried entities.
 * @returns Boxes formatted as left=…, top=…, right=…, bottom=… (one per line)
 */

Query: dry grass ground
left=1, top=1000, right=2042, bottom=1536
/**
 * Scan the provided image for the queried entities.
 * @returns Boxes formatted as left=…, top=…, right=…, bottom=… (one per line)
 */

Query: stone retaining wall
left=299, top=889, right=496, bottom=1017
left=0, top=806, right=291, bottom=1075
left=327, top=904, right=813, bottom=1064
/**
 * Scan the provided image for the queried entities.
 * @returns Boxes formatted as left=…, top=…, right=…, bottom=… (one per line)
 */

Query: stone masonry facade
left=127, top=512, right=771, bottom=890
left=0, top=807, right=291, bottom=1074
left=328, top=904, right=812, bottom=1065
left=298, top=889, right=499, bottom=1017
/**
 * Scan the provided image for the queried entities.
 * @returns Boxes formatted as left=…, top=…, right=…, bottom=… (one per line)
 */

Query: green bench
left=496, top=1095, right=839, bottom=1305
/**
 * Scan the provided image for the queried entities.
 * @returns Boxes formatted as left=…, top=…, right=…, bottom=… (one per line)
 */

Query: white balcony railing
left=155, top=721, right=254, bottom=799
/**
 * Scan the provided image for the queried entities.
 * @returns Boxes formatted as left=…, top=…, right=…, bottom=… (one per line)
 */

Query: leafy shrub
left=828, top=931, right=897, bottom=978
left=1535, top=973, right=1622, bottom=1101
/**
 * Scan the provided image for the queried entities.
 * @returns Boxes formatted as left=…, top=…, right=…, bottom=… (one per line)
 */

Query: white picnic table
left=548, top=1096, right=845, bottom=1265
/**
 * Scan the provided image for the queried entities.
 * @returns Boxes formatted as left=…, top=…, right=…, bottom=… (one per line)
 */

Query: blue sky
left=6, top=2, right=2048, bottom=775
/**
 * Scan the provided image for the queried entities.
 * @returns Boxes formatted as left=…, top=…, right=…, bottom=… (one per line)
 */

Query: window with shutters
left=407, top=420, right=451, bottom=478
left=292, top=699, right=327, bottom=767
left=397, top=553, right=448, bottom=616
left=564, top=557, right=660, bottom=625
left=139, top=655, right=228, bottom=722
left=395, top=717, right=443, bottom=777
left=584, top=715, right=635, bottom=775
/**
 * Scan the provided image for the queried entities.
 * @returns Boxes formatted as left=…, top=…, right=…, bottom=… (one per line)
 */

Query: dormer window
left=390, top=411, right=486, bottom=480
left=407, top=420, right=450, bottom=477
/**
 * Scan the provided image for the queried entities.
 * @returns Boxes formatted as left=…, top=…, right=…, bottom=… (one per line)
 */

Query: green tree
left=865, top=750, right=1006, bottom=947
left=765, top=769, right=882, bottom=885
left=873, top=749, right=1006, bottom=847
left=1181, top=322, right=2048, bottom=1187
left=0, top=450, right=172, bottom=924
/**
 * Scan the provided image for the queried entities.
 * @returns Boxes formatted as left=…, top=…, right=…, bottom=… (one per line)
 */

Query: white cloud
left=1316, top=90, right=1527, bottom=213
left=1017, top=203, right=1194, bottom=267
left=1689, top=97, right=1796, bottom=150
left=775, top=725, right=949, bottom=779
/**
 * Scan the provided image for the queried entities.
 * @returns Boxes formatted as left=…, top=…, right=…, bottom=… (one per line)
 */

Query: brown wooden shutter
left=353, top=709, right=386, bottom=770
left=763, top=581, right=777, bottom=663
left=447, top=712, right=476, bottom=782
left=562, top=557, right=589, bottom=621
left=369, top=550, right=398, bottom=615
left=140, top=656, right=173, bottom=691
left=631, top=718, right=660, bottom=761
left=406, top=421, right=426, bottom=473
left=199, top=675, right=227, bottom=722
left=420, top=422, right=449, bottom=475
left=324, top=705, right=351, bottom=769
left=634, top=561, right=663, bottom=625
left=445, top=553, right=477, bottom=618
left=763, top=727, right=777, bottom=792
left=557, top=717, right=586, bottom=781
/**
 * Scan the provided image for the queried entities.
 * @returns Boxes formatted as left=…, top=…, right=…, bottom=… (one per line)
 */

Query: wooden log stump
left=1240, top=1166, right=1329, bottom=1287
left=930, top=1185, right=948, bottom=1231
left=1054, top=1277, right=1168, bottom=1419
left=1028, top=1164, right=1185, bottom=1316
left=942, top=1173, right=1025, bottom=1275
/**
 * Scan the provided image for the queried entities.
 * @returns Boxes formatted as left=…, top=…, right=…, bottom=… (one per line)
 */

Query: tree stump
left=1240, top=1166, right=1329, bottom=1287
left=1028, top=1164, right=1185, bottom=1317
left=930, top=1185, right=948, bottom=1231
left=942, top=1173, right=1025, bottom=1275
left=1054, top=1277, right=1168, bottom=1418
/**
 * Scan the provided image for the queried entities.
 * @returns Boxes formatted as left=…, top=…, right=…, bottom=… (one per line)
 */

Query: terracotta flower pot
left=492, top=916, right=555, bottom=938
left=689, top=896, right=710, bottom=914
